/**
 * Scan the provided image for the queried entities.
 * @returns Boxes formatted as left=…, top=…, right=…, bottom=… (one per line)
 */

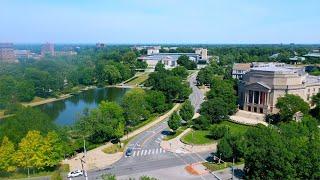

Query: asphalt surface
left=70, top=72, right=214, bottom=180
left=188, top=73, right=205, bottom=112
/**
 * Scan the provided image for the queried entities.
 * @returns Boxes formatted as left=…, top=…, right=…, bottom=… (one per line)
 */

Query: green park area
left=124, top=72, right=150, bottom=86
left=181, top=121, right=252, bottom=145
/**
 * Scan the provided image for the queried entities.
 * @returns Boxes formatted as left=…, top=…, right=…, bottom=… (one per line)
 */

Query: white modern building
left=138, top=48, right=208, bottom=70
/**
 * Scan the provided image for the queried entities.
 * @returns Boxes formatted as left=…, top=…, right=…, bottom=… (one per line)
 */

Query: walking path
left=63, top=103, right=181, bottom=171
left=160, top=128, right=217, bottom=154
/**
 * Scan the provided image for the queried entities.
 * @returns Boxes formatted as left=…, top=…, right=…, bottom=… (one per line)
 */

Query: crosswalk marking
left=128, top=148, right=168, bottom=158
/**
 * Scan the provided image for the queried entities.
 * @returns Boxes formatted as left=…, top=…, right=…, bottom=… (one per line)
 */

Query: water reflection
left=37, top=87, right=129, bottom=126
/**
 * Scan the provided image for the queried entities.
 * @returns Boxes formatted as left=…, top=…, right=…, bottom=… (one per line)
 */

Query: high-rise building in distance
left=0, top=43, right=17, bottom=63
left=41, top=43, right=55, bottom=56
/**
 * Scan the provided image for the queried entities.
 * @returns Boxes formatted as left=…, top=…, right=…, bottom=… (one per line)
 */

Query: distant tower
left=41, top=43, right=55, bottom=57
left=0, top=43, right=17, bottom=63
left=195, top=48, right=208, bottom=60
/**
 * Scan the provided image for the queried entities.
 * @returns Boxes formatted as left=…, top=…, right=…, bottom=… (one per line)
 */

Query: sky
left=0, top=0, right=319, bottom=44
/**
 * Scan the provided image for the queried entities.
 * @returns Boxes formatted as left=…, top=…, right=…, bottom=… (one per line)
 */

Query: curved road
left=72, top=72, right=215, bottom=180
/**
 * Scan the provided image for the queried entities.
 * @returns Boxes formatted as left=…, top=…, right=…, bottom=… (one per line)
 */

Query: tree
left=155, top=61, right=165, bottom=72
left=0, top=107, right=57, bottom=144
left=0, top=137, right=16, bottom=172
left=177, top=55, right=197, bottom=70
left=209, top=124, right=228, bottom=140
left=168, top=112, right=181, bottom=131
left=145, top=90, right=168, bottom=113
left=121, top=51, right=137, bottom=65
left=179, top=100, right=194, bottom=122
left=15, top=131, right=45, bottom=173
left=217, top=134, right=244, bottom=161
left=77, top=101, right=125, bottom=143
left=172, top=66, right=188, bottom=79
left=103, top=65, right=121, bottom=85
left=200, top=98, right=229, bottom=124
left=42, top=131, right=64, bottom=168
left=276, top=94, right=310, bottom=121
left=206, top=77, right=237, bottom=115
left=122, top=88, right=150, bottom=126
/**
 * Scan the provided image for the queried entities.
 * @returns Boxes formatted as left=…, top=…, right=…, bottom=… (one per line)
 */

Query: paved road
left=188, top=72, right=205, bottom=112
left=70, top=72, right=213, bottom=180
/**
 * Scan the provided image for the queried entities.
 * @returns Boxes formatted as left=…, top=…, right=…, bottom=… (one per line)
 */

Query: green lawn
left=220, top=121, right=253, bottom=136
left=163, top=126, right=188, bottom=140
left=203, top=160, right=244, bottom=172
left=125, top=72, right=150, bottom=86
left=180, top=121, right=252, bottom=145
left=181, top=130, right=214, bottom=145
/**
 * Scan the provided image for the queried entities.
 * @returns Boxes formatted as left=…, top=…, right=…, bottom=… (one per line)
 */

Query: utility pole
left=232, top=157, right=235, bottom=180
left=80, top=137, right=88, bottom=180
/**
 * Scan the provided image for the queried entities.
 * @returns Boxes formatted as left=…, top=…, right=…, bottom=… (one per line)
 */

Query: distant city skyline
left=1, top=0, right=319, bottom=44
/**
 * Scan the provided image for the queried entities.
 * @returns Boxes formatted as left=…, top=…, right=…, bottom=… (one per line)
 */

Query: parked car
left=126, top=148, right=133, bottom=156
left=67, top=170, right=83, bottom=178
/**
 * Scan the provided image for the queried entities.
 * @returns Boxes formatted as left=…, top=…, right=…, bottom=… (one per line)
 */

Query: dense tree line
left=0, top=48, right=147, bottom=111
left=76, top=88, right=171, bottom=144
left=145, top=64, right=191, bottom=102
left=0, top=130, right=65, bottom=175
left=194, top=61, right=237, bottom=129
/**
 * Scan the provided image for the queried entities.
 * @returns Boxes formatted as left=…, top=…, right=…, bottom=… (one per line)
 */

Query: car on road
left=126, top=148, right=133, bottom=156
left=67, top=170, right=84, bottom=178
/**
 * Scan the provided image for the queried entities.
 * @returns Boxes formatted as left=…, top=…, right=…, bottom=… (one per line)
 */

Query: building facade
left=0, top=43, right=17, bottom=63
left=238, top=65, right=320, bottom=114
left=139, top=48, right=208, bottom=70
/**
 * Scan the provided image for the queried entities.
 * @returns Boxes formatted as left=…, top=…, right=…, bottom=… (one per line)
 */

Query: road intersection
left=72, top=72, right=218, bottom=179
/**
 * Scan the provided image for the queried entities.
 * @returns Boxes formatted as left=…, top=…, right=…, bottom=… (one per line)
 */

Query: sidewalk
left=161, top=128, right=217, bottom=154
left=63, top=103, right=181, bottom=171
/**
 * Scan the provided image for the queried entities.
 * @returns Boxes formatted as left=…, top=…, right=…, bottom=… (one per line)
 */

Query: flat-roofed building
left=0, top=43, right=17, bottom=63
left=238, top=65, right=320, bottom=114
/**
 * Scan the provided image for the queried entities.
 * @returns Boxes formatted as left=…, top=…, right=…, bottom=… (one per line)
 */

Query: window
left=254, top=107, right=257, bottom=112
left=248, top=106, right=251, bottom=111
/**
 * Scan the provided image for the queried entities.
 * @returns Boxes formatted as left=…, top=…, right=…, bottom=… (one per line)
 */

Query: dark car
left=126, top=148, right=133, bottom=156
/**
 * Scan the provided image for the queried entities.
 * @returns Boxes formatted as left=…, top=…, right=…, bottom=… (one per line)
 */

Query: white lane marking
left=152, top=149, right=155, bottom=154
left=148, top=149, right=152, bottom=155
left=155, top=148, right=158, bottom=154
left=141, top=150, right=145, bottom=156
left=159, top=148, right=163, bottom=153
left=133, top=151, right=136, bottom=157
left=155, top=140, right=161, bottom=144
left=157, top=137, right=161, bottom=141
left=136, top=151, right=140, bottom=156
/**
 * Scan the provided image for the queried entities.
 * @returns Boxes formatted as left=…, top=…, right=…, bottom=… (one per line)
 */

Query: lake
left=37, top=87, right=130, bottom=126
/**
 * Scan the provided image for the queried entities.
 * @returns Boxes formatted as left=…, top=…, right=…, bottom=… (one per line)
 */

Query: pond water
left=37, top=87, right=130, bottom=126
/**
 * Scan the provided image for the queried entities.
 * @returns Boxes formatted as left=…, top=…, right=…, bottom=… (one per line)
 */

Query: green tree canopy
left=177, top=55, right=197, bottom=70
left=0, top=137, right=16, bottom=172
left=179, top=100, right=194, bottom=122
left=276, top=94, right=310, bottom=121
left=122, top=88, right=150, bottom=126
left=77, top=101, right=125, bottom=143
left=168, top=112, right=181, bottom=131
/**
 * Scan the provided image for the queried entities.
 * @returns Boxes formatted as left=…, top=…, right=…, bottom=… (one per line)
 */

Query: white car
left=67, top=170, right=84, bottom=178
